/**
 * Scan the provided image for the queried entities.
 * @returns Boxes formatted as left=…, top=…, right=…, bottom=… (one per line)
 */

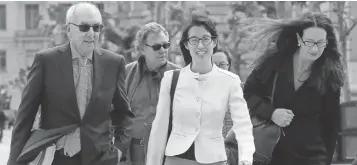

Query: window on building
left=25, top=4, right=40, bottom=29
left=0, top=5, right=6, bottom=30
left=0, top=50, right=6, bottom=72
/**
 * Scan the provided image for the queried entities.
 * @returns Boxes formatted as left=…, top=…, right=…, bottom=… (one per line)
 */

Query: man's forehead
left=146, top=31, right=169, bottom=44
left=71, top=5, right=102, bottom=24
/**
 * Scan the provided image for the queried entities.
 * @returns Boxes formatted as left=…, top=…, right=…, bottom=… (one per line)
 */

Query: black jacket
left=242, top=56, right=340, bottom=165
left=8, top=43, right=135, bottom=165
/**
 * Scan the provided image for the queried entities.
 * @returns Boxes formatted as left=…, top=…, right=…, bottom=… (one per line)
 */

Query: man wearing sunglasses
left=8, top=2, right=134, bottom=165
left=125, top=22, right=180, bottom=165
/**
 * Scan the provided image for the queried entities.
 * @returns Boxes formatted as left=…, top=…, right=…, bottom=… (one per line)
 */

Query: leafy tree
left=222, top=2, right=277, bottom=75
left=331, top=1, right=357, bottom=101
left=102, top=2, right=210, bottom=63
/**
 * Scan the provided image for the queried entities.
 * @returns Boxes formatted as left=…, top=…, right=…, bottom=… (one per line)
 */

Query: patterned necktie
left=63, top=57, right=92, bottom=157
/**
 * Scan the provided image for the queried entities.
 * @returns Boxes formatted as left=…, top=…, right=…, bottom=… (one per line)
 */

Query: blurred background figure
left=212, top=45, right=233, bottom=72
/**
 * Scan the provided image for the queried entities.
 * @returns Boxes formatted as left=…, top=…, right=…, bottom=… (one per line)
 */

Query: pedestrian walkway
left=0, top=129, right=11, bottom=165
left=0, top=128, right=352, bottom=165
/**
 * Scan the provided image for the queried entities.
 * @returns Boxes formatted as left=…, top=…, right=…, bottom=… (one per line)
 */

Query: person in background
left=212, top=45, right=240, bottom=165
left=212, top=45, right=233, bottom=72
left=146, top=12, right=254, bottom=165
left=7, top=3, right=134, bottom=165
left=125, top=22, right=180, bottom=165
left=244, top=12, right=344, bottom=165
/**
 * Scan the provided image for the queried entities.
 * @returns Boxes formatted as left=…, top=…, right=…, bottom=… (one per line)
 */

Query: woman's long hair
left=179, top=12, right=219, bottom=66
left=249, top=12, right=345, bottom=94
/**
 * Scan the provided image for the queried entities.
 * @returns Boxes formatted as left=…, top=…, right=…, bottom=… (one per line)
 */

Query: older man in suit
left=7, top=2, right=134, bottom=165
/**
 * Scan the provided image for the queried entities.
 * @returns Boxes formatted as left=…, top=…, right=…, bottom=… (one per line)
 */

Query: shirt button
left=196, top=113, right=200, bottom=117
left=196, top=97, right=201, bottom=102
left=196, top=128, right=199, bottom=131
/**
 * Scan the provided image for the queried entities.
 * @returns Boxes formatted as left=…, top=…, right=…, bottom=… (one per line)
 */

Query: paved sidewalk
left=0, top=129, right=11, bottom=165
left=0, top=128, right=352, bottom=165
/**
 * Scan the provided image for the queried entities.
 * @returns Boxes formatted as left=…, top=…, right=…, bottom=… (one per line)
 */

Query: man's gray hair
left=65, top=2, right=101, bottom=25
left=134, top=22, right=169, bottom=53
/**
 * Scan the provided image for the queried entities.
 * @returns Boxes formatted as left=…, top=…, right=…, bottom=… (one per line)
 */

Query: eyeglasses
left=302, top=40, right=327, bottom=48
left=188, top=36, right=215, bottom=45
left=215, top=63, right=229, bottom=69
left=69, top=23, right=103, bottom=32
left=145, top=42, right=171, bottom=51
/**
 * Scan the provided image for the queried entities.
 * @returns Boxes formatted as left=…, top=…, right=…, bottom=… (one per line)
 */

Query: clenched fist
left=239, top=160, right=252, bottom=165
left=271, top=108, right=294, bottom=127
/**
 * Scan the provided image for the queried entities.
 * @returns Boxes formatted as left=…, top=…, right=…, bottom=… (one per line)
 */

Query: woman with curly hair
left=243, top=12, right=345, bottom=165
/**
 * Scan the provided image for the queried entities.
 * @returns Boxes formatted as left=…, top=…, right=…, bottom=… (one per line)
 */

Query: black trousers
left=51, top=150, right=81, bottom=165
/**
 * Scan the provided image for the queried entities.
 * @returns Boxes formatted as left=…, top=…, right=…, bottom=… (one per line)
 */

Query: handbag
left=162, top=69, right=180, bottom=165
left=251, top=72, right=282, bottom=165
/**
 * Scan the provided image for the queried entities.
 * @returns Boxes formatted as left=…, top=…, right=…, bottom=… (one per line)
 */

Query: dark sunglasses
left=69, top=23, right=103, bottom=32
left=145, top=42, right=170, bottom=51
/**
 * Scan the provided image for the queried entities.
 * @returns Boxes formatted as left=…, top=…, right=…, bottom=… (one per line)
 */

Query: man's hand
left=271, top=108, right=294, bottom=127
left=239, top=160, right=252, bottom=165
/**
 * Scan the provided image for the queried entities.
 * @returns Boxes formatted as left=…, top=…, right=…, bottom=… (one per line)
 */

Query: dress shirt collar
left=70, top=41, right=93, bottom=61
left=138, top=55, right=167, bottom=79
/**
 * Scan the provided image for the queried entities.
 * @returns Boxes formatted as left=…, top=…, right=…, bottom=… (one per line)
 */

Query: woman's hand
left=271, top=108, right=294, bottom=127
left=238, top=160, right=252, bottom=165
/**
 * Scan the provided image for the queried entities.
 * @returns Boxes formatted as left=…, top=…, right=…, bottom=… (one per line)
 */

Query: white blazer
left=146, top=64, right=255, bottom=165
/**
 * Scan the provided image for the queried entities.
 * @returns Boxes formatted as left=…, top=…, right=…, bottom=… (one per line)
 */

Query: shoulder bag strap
left=168, top=69, right=180, bottom=138
left=270, top=72, right=279, bottom=104
left=162, top=69, right=180, bottom=165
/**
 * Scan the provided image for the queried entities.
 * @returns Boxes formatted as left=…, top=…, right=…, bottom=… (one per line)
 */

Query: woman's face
left=185, top=26, right=217, bottom=62
left=212, top=52, right=230, bottom=70
left=296, top=27, right=327, bottom=62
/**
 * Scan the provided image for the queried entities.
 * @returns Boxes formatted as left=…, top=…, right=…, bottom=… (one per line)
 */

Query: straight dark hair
left=179, top=12, right=219, bottom=66
left=215, top=44, right=234, bottom=71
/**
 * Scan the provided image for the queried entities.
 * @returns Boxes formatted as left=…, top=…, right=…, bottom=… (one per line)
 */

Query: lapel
left=91, top=47, right=104, bottom=97
left=57, top=43, right=80, bottom=120
left=57, top=43, right=104, bottom=121
left=126, top=59, right=142, bottom=104
left=82, top=47, right=104, bottom=121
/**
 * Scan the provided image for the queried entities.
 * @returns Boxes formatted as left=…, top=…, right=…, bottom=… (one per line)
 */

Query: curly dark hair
left=179, top=12, right=219, bottom=66
left=250, top=12, right=345, bottom=94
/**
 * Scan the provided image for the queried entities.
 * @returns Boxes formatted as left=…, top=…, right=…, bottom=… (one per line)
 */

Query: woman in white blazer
left=146, top=13, right=255, bottom=165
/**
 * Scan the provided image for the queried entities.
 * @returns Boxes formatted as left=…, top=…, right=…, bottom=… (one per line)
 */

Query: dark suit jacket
left=8, top=43, right=135, bottom=165
left=243, top=56, right=340, bottom=165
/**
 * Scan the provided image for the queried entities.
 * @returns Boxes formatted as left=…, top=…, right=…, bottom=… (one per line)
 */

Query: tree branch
left=344, top=19, right=357, bottom=37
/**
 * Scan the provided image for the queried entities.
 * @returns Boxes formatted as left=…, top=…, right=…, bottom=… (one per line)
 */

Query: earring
left=298, top=43, right=300, bottom=46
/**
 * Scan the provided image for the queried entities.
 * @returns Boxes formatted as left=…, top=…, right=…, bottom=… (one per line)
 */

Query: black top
left=176, top=143, right=196, bottom=160
left=244, top=56, right=340, bottom=165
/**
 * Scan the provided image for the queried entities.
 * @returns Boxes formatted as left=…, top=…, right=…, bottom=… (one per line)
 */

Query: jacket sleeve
left=320, top=88, right=340, bottom=164
left=146, top=70, right=173, bottom=165
left=112, top=56, right=135, bottom=154
left=8, top=53, right=43, bottom=165
left=243, top=69, right=275, bottom=120
left=229, top=75, right=255, bottom=163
